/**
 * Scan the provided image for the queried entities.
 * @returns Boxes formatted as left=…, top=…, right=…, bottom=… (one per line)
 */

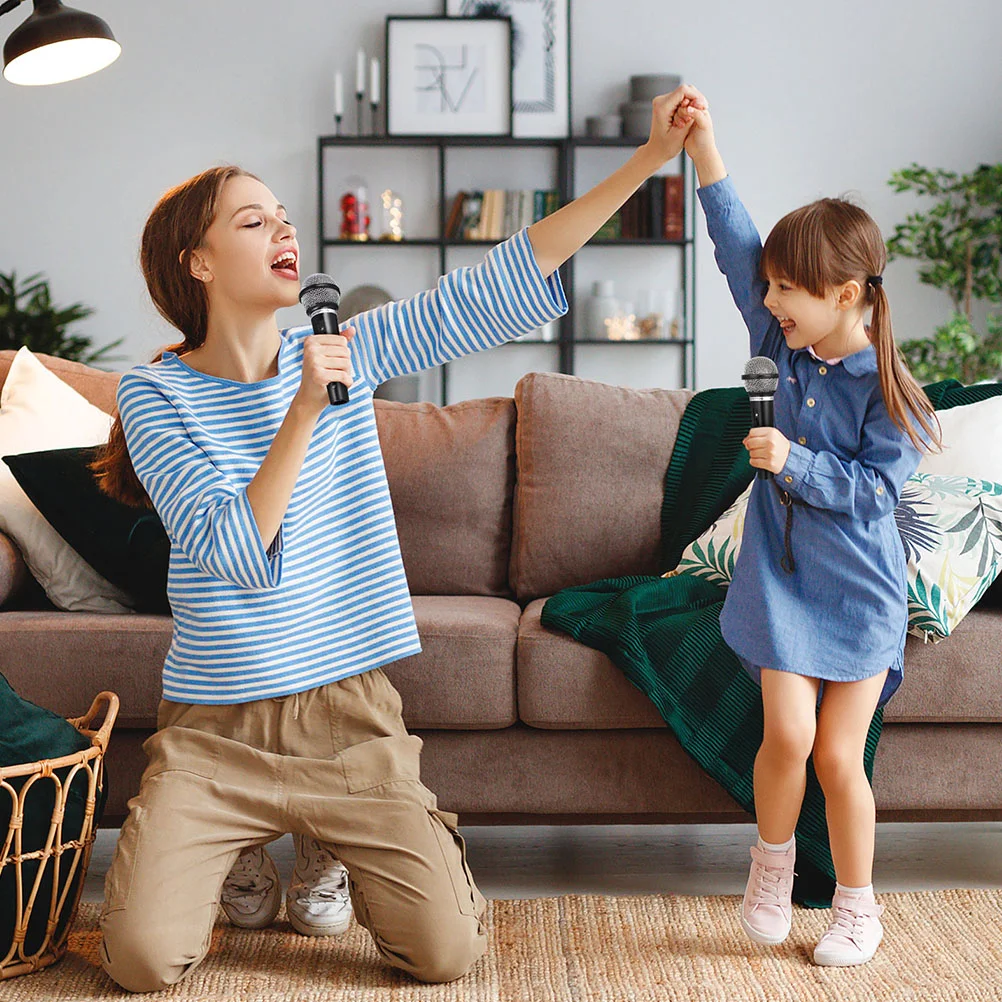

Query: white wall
left=1, top=0, right=999, bottom=398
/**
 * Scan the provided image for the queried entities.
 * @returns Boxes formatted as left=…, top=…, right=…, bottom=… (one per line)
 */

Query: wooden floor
left=82, top=821, right=1002, bottom=904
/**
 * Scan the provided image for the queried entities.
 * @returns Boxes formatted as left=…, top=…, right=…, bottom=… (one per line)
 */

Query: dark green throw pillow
left=1, top=446, right=170, bottom=614
left=0, top=670, right=108, bottom=957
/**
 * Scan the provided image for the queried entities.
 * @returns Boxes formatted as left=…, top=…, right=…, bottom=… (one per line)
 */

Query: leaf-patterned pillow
left=664, top=474, right=1002, bottom=641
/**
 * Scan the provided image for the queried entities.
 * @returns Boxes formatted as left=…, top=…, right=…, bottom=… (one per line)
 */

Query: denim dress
left=698, top=176, right=923, bottom=708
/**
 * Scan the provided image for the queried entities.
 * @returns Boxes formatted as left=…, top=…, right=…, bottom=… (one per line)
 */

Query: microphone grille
left=742, top=355, right=779, bottom=395
left=299, top=273, right=341, bottom=315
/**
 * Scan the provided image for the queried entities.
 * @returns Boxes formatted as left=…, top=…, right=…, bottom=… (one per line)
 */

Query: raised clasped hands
left=641, top=84, right=712, bottom=167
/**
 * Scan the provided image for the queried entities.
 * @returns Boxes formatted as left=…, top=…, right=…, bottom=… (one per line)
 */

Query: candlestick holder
left=355, top=93, right=364, bottom=136
left=369, top=101, right=380, bottom=136
left=334, top=113, right=342, bottom=137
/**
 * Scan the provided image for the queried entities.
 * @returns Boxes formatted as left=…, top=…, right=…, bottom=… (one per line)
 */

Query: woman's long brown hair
left=760, top=197, right=941, bottom=454
left=89, top=166, right=259, bottom=507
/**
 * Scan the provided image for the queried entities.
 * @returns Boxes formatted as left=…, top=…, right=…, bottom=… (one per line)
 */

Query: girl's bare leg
left=812, top=670, right=887, bottom=887
left=754, top=669, right=821, bottom=841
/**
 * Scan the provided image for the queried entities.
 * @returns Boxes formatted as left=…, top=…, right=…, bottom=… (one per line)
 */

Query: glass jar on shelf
left=583, top=280, right=619, bottom=339
left=340, top=174, right=371, bottom=241
left=636, top=288, right=679, bottom=340
left=379, top=189, right=404, bottom=241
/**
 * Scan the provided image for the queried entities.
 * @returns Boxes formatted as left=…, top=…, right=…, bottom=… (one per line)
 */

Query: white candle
left=355, top=48, right=365, bottom=96
left=370, top=57, right=380, bottom=106
left=334, top=71, right=344, bottom=116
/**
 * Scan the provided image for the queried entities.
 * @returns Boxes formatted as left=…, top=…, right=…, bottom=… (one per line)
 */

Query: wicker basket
left=0, top=691, right=119, bottom=980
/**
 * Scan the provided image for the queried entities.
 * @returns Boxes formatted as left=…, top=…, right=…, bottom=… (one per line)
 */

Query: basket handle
left=67, top=691, right=120, bottom=752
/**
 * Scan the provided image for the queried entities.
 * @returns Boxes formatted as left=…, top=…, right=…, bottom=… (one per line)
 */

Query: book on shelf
left=608, top=175, right=685, bottom=240
left=460, top=192, right=484, bottom=239
left=663, top=175, right=684, bottom=241
left=445, top=191, right=466, bottom=240
left=446, top=189, right=560, bottom=240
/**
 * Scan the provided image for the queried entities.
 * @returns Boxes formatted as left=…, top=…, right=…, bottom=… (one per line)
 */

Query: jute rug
left=6, top=890, right=1002, bottom=1001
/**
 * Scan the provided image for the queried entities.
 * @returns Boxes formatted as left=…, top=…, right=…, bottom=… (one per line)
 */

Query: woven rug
left=6, top=891, right=1002, bottom=1001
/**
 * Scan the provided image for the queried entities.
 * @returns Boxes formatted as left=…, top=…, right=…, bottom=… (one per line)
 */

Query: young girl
left=90, top=84, right=705, bottom=992
left=675, top=90, right=940, bottom=966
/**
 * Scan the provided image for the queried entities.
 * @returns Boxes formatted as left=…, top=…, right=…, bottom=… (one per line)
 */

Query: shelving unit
left=316, top=134, right=696, bottom=403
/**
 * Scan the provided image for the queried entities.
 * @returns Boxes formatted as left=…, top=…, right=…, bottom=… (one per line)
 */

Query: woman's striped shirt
left=116, top=227, right=567, bottom=704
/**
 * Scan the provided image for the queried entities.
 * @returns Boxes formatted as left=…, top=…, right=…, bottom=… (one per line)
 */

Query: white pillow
left=0, top=346, right=135, bottom=613
left=918, top=395, right=1002, bottom=482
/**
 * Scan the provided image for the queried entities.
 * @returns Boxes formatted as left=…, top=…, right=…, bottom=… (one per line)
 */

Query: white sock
left=757, top=833, right=795, bottom=853
left=837, top=882, right=874, bottom=900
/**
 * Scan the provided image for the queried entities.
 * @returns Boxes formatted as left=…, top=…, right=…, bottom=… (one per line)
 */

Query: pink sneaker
left=813, top=890, right=885, bottom=966
left=740, top=840, right=796, bottom=945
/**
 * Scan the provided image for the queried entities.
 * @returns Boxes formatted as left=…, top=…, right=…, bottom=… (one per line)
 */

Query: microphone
left=741, top=356, right=779, bottom=480
left=299, top=273, right=349, bottom=406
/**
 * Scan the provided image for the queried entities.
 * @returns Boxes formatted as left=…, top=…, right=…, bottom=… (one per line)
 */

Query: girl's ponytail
left=867, top=277, right=942, bottom=454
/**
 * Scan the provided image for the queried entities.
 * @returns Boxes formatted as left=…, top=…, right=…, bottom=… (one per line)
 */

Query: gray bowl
left=630, top=74, right=682, bottom=103
left=586, top=114, right=622, bottom=138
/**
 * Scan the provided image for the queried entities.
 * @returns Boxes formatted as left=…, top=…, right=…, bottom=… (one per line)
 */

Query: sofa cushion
left=0, top=349, right=119, bottom=414
left=517, top=598, right=1002, bottom=728
left=3, top=446, right=170, bottom=614
left=510, top=372, right=693, bottom=603
left=0, top=347, right=136, bottom=614
left=0, top=595, right=520, bottom=730
left=375, top=397, right=516, bottom=597
left=518, top=598, right=665, bottom=729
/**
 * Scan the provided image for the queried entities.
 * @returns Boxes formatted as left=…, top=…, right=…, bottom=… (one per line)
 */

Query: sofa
left=2, top=349, right=1001, bottom=827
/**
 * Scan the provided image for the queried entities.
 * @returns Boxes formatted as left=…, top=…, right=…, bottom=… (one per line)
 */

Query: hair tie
left=868, top=275, right=883, bottom=287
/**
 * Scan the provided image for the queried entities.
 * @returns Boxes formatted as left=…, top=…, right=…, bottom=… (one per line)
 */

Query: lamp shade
left=3, top=0, right=120, bottom=85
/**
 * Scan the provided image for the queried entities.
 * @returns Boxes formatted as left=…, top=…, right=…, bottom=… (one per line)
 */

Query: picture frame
left=445, top=0, right=570, bottom=138
left=385, top=16, right=513, bottom=137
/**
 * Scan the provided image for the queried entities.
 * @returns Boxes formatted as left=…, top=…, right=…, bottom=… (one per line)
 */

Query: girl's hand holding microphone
left=293, top=327, right=357, bottom=419
left=744, top=427, right=791, bottom=475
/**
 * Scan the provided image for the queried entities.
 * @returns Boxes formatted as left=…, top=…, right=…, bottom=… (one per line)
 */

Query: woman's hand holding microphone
left=292, top=328, right=356, bottom=420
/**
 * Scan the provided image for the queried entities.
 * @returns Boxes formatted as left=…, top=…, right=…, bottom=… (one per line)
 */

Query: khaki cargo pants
left=99, top=667, right=487, bottom=992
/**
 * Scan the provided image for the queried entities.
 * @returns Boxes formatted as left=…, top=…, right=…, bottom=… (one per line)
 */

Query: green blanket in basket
left=541, top=378, right=1002, bottom=908
left=0, top=672, right=108, bottom=959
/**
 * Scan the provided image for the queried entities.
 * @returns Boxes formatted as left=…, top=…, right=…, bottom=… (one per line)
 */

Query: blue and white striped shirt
left=117, top=228, right=567, bottom=704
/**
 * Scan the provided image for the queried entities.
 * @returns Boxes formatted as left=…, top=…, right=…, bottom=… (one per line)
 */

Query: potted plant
left=0, top=270, right=125, bottom=366
left=887, top=163, right=1002, bottom=383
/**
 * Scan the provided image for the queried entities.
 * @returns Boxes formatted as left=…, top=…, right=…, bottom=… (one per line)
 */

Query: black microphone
left=741, top=356, right=780, bottom=480
left=299, top=273, right=349, bottom=406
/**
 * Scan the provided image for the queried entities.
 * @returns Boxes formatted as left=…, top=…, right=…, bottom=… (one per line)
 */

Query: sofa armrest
left=0, top=530, right=28, bottom=608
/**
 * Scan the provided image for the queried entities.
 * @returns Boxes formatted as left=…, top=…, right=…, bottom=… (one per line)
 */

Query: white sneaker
left=740, top=840, right=797, bottom=945
left=220, top=845, right=282, bottom=929
left=286, top=834, right=353, bottom=937
left=813, top=889, right=885, bottom=966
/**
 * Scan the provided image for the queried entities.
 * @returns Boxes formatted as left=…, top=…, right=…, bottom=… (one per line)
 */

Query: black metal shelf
left=323, top=237, right=693, bottom=248
left=318, top=134, right=565, bottom=150
left=586, top=238, right=690, bottom=247
left=323, top=238, right=442, bottom=247
left=317, top=134, right=696, bottom=403
left=574, top=338, right=694, bottom=345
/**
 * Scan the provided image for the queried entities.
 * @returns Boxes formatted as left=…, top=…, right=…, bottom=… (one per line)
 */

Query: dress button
left=876, top=486, right=884, bottom=495
left=819, top=366, right=827, bottom=375
left=798, top=437, right=807, bottom=445
left=784, top=475, right=793, bottom=484
left=807, top=398, right=816, bottom=407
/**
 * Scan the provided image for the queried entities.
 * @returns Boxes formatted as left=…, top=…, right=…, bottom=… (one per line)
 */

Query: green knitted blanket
left=541, top=378, right=1001, bottom=908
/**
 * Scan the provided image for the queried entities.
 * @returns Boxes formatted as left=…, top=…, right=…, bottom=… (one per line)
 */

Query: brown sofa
left=2, top=350, right=1001, bottom=827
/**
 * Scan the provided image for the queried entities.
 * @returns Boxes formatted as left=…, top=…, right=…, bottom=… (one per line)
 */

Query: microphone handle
left=311, top=307, right=350, bottom=406
left=749, top=395, right=774, bottom=481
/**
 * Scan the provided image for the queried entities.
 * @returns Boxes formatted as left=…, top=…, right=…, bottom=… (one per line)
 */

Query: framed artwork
left=385, top=16, right=513, bottom=137
left=446, top=0, right=570, bottom=138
